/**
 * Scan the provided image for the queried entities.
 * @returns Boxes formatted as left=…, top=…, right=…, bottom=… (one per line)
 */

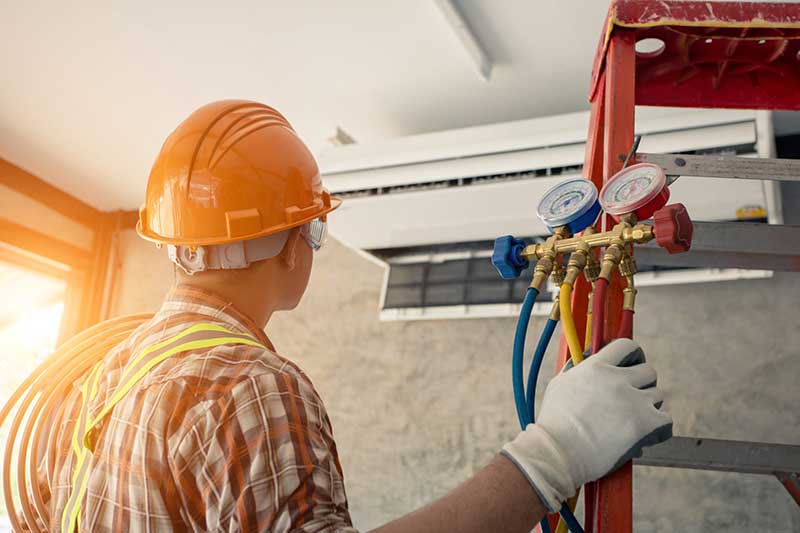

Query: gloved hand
left=501, top=338, right=672, bottom=512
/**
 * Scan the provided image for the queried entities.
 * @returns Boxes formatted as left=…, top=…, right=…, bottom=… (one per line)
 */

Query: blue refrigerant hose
left=512, top=287, right=539, bottom=429
left=526, top=317, right=557, bottom=422
left=513, top=289, right=584, bottom=533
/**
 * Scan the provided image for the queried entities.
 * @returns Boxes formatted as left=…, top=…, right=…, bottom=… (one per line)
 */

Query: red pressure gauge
left=599, top=163, right=670, bottom=222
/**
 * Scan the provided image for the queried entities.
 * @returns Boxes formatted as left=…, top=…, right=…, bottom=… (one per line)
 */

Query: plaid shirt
left=44, top=285, right=355, bottom=532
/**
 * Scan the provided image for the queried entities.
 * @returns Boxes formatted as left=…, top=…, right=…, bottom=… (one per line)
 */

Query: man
left=48, top=100, right=671, bottom=532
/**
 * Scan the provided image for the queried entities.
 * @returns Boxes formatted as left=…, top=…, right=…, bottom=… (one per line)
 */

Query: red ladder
left=551, top=2, right=800, bottom=531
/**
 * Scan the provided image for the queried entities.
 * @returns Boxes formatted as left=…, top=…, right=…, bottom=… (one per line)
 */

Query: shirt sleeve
left=168, top=369, right=356, bottom=532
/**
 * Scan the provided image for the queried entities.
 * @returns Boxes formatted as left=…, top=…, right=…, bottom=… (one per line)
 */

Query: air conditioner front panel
left=325, top=143, right=585, bottom=194
left=319, top=108, right=756, bottom=175
left=323, top=121, right=756, bottom=194
left=329, top=176, right=565, bottom=249
left=329, top=172, right=768, bottom=250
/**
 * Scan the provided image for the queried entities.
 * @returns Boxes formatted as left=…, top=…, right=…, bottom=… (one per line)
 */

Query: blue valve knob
left=492, top=236, right=529, bottom=279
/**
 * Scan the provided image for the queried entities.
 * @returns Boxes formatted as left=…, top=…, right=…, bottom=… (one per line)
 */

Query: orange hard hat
left=137, top=99, right=341, bottom=247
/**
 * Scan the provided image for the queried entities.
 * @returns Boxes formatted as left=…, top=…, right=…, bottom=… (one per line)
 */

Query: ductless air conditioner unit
left=318, top=107, right=778, bottom=320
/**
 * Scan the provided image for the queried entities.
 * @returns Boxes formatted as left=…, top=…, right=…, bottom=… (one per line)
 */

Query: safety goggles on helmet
left=301, top=218, right=327, bottom=251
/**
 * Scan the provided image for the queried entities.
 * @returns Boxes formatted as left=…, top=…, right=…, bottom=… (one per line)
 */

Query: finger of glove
left=559, top=348, right=591, bottom=374
left=591, top=338, right=644, bottom=368
left=640, top=386, right=666, bottom=408
left=610, top=402, right=672, bottom=475
left=607, top=419, right=673, bottom=476
left=611, top=362, right=657, bottom=389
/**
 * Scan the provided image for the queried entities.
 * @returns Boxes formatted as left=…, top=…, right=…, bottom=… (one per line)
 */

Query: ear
left=279, top=227, right=302, bottom=270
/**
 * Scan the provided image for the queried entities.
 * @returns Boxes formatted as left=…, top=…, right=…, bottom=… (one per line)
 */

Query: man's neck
left=175, top=271, right=277, bottom=329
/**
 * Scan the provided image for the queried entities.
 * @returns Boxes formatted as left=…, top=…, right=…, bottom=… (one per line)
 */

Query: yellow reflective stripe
left=86, top=330, right=262, bottom=436
left=71, top=362, right=102, bottom=457
left=89, top=358, right=103, bottom=399
left=69, top=370, right=90, bottom=456
left=120, top=322, right=237, bottom=384
left=64, top=361, right=104, bottom=532
left=61, top=324, right=263, bottom=533
left=69, top=389, right=86, bottom=457
left=62, top=451, right=91, bottom=533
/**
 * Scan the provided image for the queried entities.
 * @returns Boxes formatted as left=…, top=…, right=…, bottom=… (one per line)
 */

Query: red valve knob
left=653, top=203, right=693, bottom=254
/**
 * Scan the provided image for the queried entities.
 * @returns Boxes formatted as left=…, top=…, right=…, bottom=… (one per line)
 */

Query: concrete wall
left=110, top=230, right=173, bottom=316
left=112, top=231, right=800, bottom=532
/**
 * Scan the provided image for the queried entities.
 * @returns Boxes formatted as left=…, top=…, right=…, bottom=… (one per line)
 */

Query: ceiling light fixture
left=434, top=0, right=493, bottom=82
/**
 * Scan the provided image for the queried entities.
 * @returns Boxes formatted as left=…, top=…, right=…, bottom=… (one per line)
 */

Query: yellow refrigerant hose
left=555, top=280, right=594, bottom=533
left=559, top=284, right=585, bottom=365
left=0, top=313, right=152, bottom=533
left=584, top=301, right=593, bottom=353
left=557, top=289, right=597, bottom=533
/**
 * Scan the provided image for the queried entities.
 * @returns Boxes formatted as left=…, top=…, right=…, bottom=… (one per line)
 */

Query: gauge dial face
left=537, top=179, right=598, bottom=227
left=600, top=164, right=666, bottom=215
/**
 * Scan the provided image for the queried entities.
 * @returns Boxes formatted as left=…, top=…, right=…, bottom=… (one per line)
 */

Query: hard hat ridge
left=192, top=102, right=294, bottom=176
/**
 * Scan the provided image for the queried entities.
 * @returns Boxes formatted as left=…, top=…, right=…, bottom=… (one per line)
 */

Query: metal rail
left=634, top=221, right=800, bottom=272
left=636, top=152, right=800, bottom=182
left=636, top=436, right=800, bottom=477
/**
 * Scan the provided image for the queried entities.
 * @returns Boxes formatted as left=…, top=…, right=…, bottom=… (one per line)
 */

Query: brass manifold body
left=524, top=218, right=648, bottom=304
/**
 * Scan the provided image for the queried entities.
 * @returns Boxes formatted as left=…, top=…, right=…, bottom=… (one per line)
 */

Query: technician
left=45, top=100, right=672, bottom=532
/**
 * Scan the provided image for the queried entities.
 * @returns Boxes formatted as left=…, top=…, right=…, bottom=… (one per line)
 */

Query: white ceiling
left=1, top=0, right=610, bottom=210
left=2, top=1, right=798, bottom=211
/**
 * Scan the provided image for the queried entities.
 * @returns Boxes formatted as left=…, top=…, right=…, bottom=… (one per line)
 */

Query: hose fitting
left=619, top=251, right=638, bottom=311
left=551, top=265, right=566, bottom=287
left=584, top=258, right=600, bottom=284
left=564, top=246, right=589, bottom=286
left=619, top=251, right=638, bottom=278
left=599, top=243, right=624, bottom=281
left=531, top=255, right=554, bottom=291
left=549, top=296, right=561, bottom=321
left=623, top=275, right=637, bottom=311
left=581, top=227, right=601, bottom=284
left=530, top=227, right=569, bottom=290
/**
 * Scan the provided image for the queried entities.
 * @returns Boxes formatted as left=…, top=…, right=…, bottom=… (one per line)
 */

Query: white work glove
left=501, top=338, right=672, bottom=512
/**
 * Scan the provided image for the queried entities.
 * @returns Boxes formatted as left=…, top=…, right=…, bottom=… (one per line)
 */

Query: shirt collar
left=159, top=284, right=274, bottom=350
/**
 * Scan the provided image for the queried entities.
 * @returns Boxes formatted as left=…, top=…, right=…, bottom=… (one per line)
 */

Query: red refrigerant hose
left=584, top=275, right=609, bottom=533
left=587, top=275, right=635, bottom=533
left=590, top=277, right=608, bottom=353
left=617, top=309, right=634, bottom=340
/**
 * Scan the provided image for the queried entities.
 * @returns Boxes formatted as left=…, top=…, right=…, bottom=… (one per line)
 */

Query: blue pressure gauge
left=537, top=178, right=601, bottom=234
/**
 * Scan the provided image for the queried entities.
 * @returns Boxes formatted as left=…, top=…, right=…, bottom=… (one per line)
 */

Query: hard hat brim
left=137, top=195, right=342, bottom=247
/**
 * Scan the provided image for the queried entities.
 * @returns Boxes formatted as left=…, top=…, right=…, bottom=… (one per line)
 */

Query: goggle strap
left=167, top=231, right=290, bottom=274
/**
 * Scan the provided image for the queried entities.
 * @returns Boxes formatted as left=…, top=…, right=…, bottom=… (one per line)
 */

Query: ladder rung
left=636, top=436, right=800, bottom=477
left=635, top=221, right=800, bottom=272
left=636, top=152, right=800, bottom=182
